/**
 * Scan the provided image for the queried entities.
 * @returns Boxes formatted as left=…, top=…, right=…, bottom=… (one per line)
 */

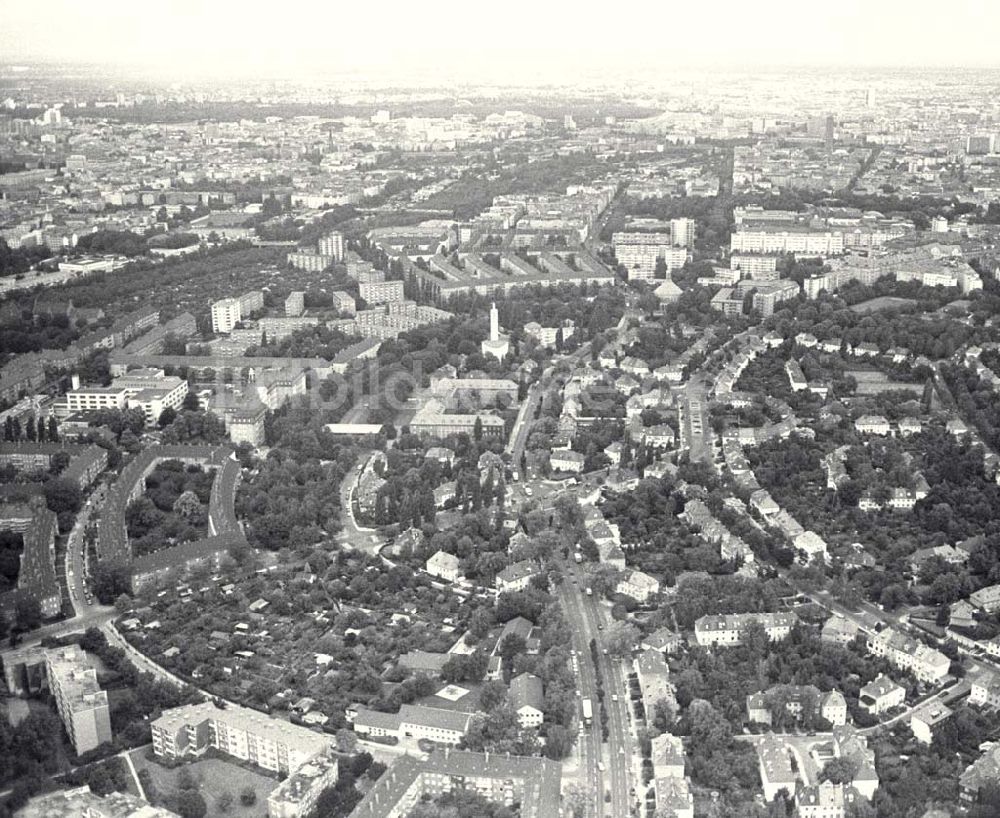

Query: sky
left=1, top=0, right=999, bottom=80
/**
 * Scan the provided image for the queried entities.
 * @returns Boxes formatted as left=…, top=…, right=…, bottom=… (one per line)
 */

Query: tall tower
left=481, top=302, right=509, bottom=360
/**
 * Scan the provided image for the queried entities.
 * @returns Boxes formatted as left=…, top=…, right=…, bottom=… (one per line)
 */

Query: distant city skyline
left=2, top=0, right=1000, bottom=81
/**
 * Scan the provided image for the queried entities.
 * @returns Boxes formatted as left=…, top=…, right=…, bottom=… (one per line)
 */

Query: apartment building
left=359, top=279, right=405, bottom=306
left=751, top=280, right=799, bottom=316
left=730, top=253, right=779, bottom=279
left=613, top=232, right=686, bottom=280
left=671, top=217, right=696, bottom=248
left=151, top=701, right=330, bottom=775
left=318, top=232, right=345, bottom=261
left=17, top=786, right=180, bottom=817
left=287, top=250, right=336, bottom=272
left=211, top=297, right=243, bottom=334
left=65, top=385, right=128, bottom=414
left=868, top=628, right=950, bottom=684
left=285, top=291, right=305, bottom=317
left=348, top=749, right=560, bottom=818
left=267, top=753, right=340, bottom=818
left=731, top=228, right=844, bottom=256
left=694, top=612, right=799, bottom=647
left=332, top=291, right=357, bottom=316
left=45, top=646, right=113, bottom=755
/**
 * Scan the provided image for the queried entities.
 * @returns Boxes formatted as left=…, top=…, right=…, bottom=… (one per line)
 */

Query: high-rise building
left=211, top=297, right=242, bottom=334
left=45, top=646, right=112, bottom=755
left=285, top=291, right=305, bottom=317
left=318, top=232, right=345, bottom=261
left=671, top=218, right=696, bottom=248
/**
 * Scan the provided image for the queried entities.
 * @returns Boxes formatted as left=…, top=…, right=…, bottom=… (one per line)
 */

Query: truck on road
left=582, top=697, right=593, bottom=725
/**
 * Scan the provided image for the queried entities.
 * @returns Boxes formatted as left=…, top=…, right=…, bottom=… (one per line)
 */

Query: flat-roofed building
left=332, top=291, right=357, bottom=316
left=267, top=753, right=340, bottom=818
left=211, top=297, right=243, bottom=334
left=359, top=280, right=405, bottom=306
left=285, top=291, right=305, bottom=317
left=151, top=701, right=330, bottom=775
left=46, top=645, right=112, bottom=755
left=65, top=385, right=127, bottom=414
left=16, top=786, right=179, bottom=817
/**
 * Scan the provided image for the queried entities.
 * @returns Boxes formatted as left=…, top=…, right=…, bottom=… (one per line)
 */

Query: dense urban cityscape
left=4, top=6, right=1000, bottom=818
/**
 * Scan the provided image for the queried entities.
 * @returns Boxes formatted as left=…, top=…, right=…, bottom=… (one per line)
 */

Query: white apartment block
left=730, top=253, right=779, bottom=279
left=869, top=628, right=950, bottom=685
left=731, top=229, right=844, bottom=257
left=613, top=232, right=686, bottom=281
left=318, top=232, right=345, bottom=261
left=287, top=251, right=335, bottom=272
left=151, top=701, right=330, bottom=775
left=211, top=297, right=242, bottom=333
left=359, top=279, right=405, bottom=305
left=239, top=290, right=264, bottom=314
left=45, top=646, right=113, bottom=756
left=65, top=386, right=128, bottom=414
left=694, top=612, right=799, bottom=647
left=671, top=218, right=696, bottom=248
left=332, top=291, right=356, bottom=316
left=267, top=753, right=340, bottom=818
left=285, top=291, right=305, bottom=317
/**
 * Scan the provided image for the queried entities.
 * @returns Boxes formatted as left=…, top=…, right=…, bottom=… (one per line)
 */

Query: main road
left=559, top=563, right=636, bottom=818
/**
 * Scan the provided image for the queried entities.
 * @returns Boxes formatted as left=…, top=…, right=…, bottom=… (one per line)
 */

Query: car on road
left=612, top=694, right=619, bottom=702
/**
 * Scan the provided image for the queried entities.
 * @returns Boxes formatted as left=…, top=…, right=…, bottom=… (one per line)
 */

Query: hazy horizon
left=1, top=0, right=999, bottom=82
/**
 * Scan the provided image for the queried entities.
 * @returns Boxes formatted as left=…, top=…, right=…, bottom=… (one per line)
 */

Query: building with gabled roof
left=694, top=612, right=798, bottom=647
left=510, top=673, right=544, bottom=728
left=426, top=550, right=461, bottom=583
left=495, top=560, right=539, bottom=594
left=347, top=748, right=561, bottom=818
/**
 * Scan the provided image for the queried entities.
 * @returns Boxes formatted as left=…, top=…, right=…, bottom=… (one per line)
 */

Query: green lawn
left=129, top=750, right=279, bottom=818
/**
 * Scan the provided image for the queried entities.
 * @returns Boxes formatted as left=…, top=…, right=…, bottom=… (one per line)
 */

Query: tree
left=335, top=728, right=358, bottom=754
left=49, top=450, right=71, bottom=475
left=563, top=783, right=590, bottom=818
left=158, top=407, right=177, bottom=428
left=216, top=791, right=234, bottom=813
left=14, top=596, right=41, bottom=631
left=44, top=478, right=82, bottom=514
left=47, top=417, right=58, bottom=442
left=239, top=787, right=256, bottom=807
left=820, top=756, right=860, bottom=785
left=474, top=417, right=483, bottom=441
left=182, top=391, right=201, bottom=411
left=174, top=790, right=207, bottom=818
left=114, top=594, right=133, bottom=615
left=543, top=724, right=575, bottom=759
left=478, top=680, right=509, bottom=712
left=603, top=621, right=639, bottom=658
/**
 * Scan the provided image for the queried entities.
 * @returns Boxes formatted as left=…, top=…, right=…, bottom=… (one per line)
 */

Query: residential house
left=910, top=702, right=953, bottom=744
left=509, top=673, right=544, bottom=728
left=859, top=674, right=905, bottom=716
left=869, top=628, right=950, bottom=684
left=821, top=616, right=860, bottom=647
left=550, top=449, right=586, bottom=473
left=694, top=612, right=798, bottom=648
left=496, top=561, right=539, bottom=594
left=616, top=570, right=660, bottom=603
left=426, top=551, right=461, bottom=583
